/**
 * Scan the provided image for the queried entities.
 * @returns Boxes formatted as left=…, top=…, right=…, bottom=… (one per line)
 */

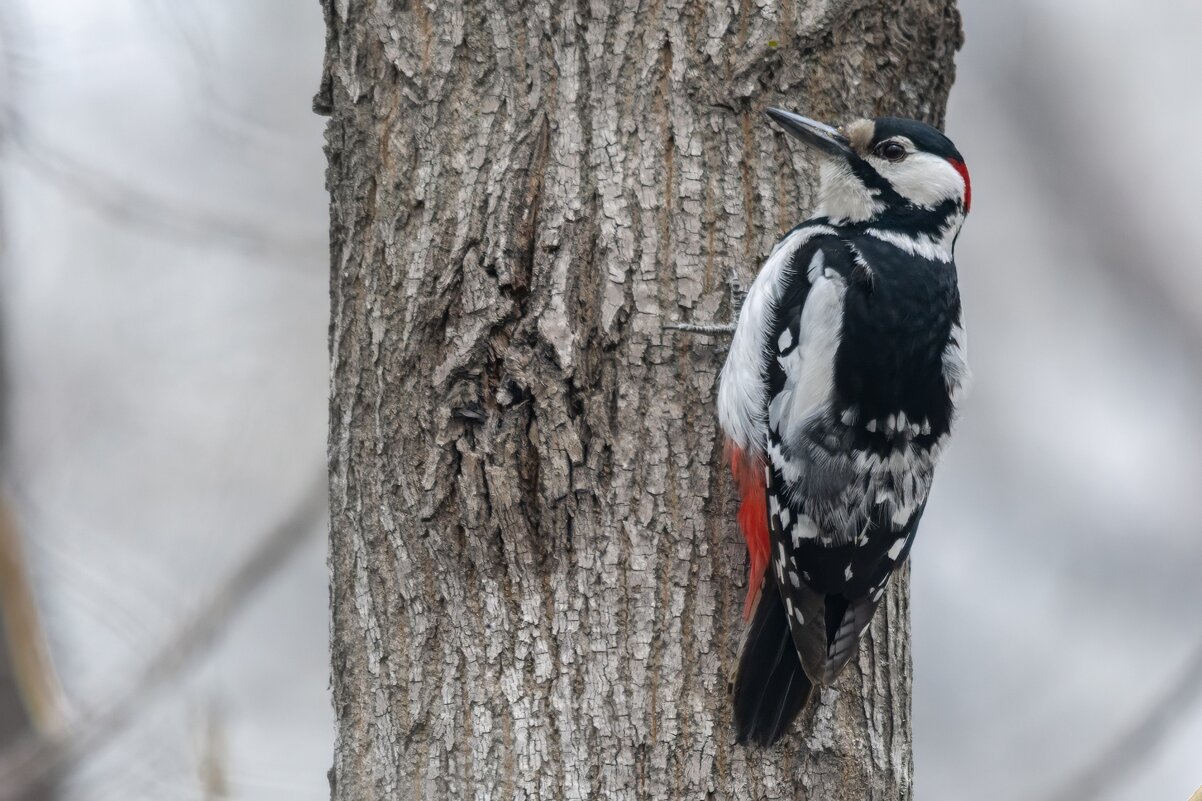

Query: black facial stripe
left=846, top=155, right=906, bottom=207
left=872, top=197, right=961, bottom=234
left=840, top=157, right=961, bottom=236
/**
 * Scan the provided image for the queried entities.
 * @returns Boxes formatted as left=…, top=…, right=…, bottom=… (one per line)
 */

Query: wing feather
left=761, top=237, right=930, bottom=685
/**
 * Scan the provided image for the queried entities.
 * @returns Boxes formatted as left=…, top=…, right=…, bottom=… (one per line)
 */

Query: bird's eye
left=875, top=141, right=907, bottom=162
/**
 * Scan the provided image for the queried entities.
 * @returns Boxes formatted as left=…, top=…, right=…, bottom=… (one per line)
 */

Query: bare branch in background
left=973, top=12, right=1202, bottom=799
left=0, top=0, right=320, bottom=264
left=0, top=3, right=330, bottom=799
left=983, top=10, right=1202, bottom=359
left=140, top=0, right=290, bottom=148
left=1041, top=641, right=1202, bottom=801
left=0, top=493, right=67, bottom=737
left=0, top=472, right=327, bottom=800
left=6, top=116, right=322, bottom=260
left=196, top=703, right=229, bottom=801
left=1, top=12, right=65, bottom=800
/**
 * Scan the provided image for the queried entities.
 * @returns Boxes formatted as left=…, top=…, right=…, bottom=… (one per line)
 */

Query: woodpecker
left=714, top=108, right=971, bottom=745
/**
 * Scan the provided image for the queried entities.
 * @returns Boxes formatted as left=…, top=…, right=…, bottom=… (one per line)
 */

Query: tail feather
left=732, top=585, right=813, bottom=746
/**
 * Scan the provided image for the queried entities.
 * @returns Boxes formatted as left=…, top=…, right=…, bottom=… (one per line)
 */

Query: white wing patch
left=717, top=224, right=835, bottom=453
left=785, top=259, right=846, bottom=446
left=765, top=250, right=846, bottom=486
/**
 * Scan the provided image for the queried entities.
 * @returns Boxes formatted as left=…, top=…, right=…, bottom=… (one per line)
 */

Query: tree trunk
left=321, top=2, right=961, bottom=799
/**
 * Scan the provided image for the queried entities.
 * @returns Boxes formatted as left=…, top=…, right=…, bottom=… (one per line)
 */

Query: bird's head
left=765, top=107, right=970, bottom=232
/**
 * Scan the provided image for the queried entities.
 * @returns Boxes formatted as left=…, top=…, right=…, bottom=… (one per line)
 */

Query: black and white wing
left=761, top=238, right=936, bottom=685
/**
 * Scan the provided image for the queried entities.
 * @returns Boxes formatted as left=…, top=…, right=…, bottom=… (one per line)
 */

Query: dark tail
left=732, top=585, right=813, bottom=746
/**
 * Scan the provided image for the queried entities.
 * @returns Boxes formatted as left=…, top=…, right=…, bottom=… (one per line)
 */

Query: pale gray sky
left=2, top=1, right=1199, bottom=799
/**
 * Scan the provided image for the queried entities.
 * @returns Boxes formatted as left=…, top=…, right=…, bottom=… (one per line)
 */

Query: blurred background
left=0, top=2, right=1198, bottom=800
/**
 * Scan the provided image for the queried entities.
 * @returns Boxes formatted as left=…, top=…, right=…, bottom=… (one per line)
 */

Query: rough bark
left=322, top=2, right=961, bottom=799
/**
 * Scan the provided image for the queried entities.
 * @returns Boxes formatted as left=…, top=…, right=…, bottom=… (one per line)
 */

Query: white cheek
left=816, top=161, right=883, bottom=223
left=871, top=152, right=965, bottom=208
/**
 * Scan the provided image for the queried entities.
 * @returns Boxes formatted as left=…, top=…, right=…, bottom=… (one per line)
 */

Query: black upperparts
left=834, top=234, right=960, bottom=442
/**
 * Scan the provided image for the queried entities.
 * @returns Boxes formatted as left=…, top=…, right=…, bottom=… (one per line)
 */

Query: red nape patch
left=728, top=443, right=770, bottom=621
left=949, top=158, right=971, bottom=212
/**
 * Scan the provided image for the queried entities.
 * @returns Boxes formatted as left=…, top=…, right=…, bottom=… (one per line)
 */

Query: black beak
left=764, top=107, right=853, bottom=159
